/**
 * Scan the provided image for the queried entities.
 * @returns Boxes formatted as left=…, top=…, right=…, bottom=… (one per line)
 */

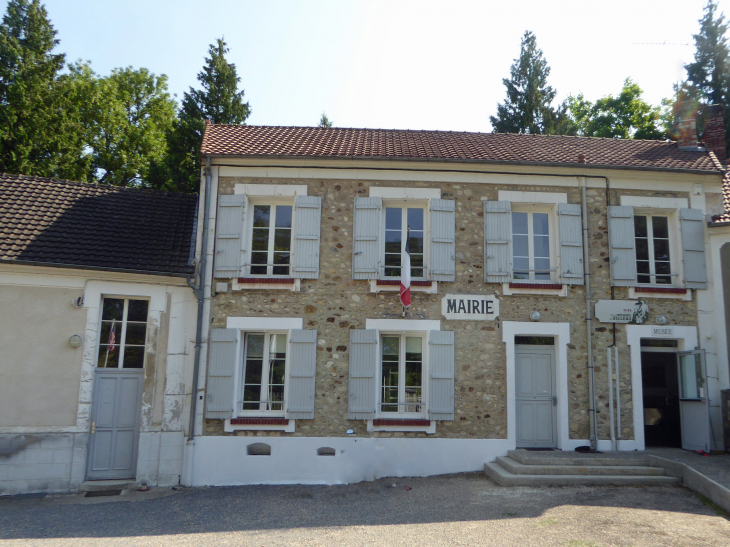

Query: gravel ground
left=1, top=473, right=729, bottom=546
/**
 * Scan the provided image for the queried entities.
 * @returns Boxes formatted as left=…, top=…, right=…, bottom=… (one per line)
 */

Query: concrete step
left=508, top=450, right=649, bottom=467
left=495, top=457, right=666, bottom=477
left=484, top=462, right=681, bottom=488
left=78, top=480, right=137, bottom=492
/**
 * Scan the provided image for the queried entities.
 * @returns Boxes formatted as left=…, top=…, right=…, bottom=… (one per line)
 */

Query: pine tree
left=319, top=112, right=332, bottom=128
left=150, top=38, right=251, bottom=193
left=0, top=0, right=89, bottom=179
left=490, top=31, right=557, bottom=134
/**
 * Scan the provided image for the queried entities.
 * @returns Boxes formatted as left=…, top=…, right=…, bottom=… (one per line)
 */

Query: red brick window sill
left=376, top=280, right=432, bottom=287
left=509, top=283, right=564, bottom=290
left=372, top=419, right=432, bottom=426
left=237, top=278, right=295, bottom=285
left=634, top=287, right=687, bottom=294
left=230, top=418, right=289, bottom=426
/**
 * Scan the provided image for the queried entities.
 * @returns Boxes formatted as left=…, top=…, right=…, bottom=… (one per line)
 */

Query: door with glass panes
left=87, top=297, right=147, bottom=480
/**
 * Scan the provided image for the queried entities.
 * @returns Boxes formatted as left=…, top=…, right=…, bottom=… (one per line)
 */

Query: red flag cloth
left=108, top=319, right=116, bottom=353
left=400, top=229, right=411, bottom=307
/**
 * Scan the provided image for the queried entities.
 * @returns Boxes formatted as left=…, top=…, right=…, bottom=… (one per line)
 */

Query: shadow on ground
left=0, top=473, right=726, bottom=540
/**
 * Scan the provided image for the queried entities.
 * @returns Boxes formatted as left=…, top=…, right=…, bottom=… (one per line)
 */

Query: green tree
left=0, top=0, right=90, bottom=179
left=151, top=38, right=251, bottom=193
left=570, top=79, right=664, bottom=139
left=490, top=31, right=557, bottom=134
left=74, top=65, right=176, bottom=186
left=681, top=0, right=730, bottom=154
left=319, top=112, right=332, bottom=128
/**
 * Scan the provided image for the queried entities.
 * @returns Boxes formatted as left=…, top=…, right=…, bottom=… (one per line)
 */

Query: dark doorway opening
left=641, top=351, right=681, bottom=447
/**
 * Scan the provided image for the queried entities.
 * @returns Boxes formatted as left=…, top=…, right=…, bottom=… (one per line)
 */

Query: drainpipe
left=188, top=156, right=212, bottom=442
left=580, top=173, right=598, bottom=451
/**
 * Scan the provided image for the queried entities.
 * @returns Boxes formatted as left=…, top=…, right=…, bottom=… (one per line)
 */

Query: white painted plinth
left=189, top=437, right=513, bottom=486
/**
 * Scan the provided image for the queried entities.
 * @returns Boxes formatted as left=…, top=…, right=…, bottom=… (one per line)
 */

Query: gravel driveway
left=1, top=473, right=729, bottom=546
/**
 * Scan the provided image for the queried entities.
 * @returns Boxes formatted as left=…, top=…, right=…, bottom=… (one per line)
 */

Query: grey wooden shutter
left=214, top=194, right=246, bottom=278
left=287, top=329, right=317, bottom=419
left=352, top=197, right=382, bottom=279
left=608, top=206, right=637, bottom=287
left=430, top=198, right=456, bottom=282
left=348, top=329, right=377, bottom=419
left=205, top=328, right=238, bottom=420
left=429, top=330, right=455, bottom=421
left=292, top=195, right=322, bottom=279
left=558, top=203, right=584, bottom=285
left=484, top=201, right=513, bottom=283
left=680, top=208, right=708, bottom=289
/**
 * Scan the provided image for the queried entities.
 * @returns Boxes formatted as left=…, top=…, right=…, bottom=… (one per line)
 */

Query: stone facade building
left=185, top=118, right=730, bottom=486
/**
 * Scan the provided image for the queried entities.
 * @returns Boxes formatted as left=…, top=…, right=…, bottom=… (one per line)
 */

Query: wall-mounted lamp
left=68, top=335, right=83, bottom=348
left=656, top=315, right=668, bottom=325
left=530, top=310, right=542, bottom=322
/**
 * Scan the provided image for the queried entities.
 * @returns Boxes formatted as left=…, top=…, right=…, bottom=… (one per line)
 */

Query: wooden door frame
left=515, top=344, right=557, bottom=448
left=86, top=368, right=144, bottom=481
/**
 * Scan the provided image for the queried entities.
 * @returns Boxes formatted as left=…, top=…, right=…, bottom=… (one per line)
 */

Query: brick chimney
left=701, top=104, right=726, bottom=164
left=677, top=111, right=698, bottom=150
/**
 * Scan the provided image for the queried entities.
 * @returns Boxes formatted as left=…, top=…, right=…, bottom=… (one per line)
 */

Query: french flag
left=400, top=228, right=411, bottom=308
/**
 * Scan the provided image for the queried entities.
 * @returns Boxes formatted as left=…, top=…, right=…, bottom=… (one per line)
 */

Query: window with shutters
left=239, top=332, right=288, bottom=416
left=383, top=202, right=427, bottom=280
left=380, top=333, right=425, bottom=416
left=97, top=297, right=149, bottom=369
left=511, top=206, right=556, bottom=282
left=634, top=214, right=674, bottom=285
left=248, top=202, right=293, bottom=277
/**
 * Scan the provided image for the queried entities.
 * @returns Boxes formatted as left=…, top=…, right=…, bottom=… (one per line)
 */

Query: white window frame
left=380, top=199, right=430, bottom=281
left=510, top=204, right=558, bottom=283
left=633, top=208, right=681, bottom=288
left=96, top=296, right=149, bottom=369
left=237, top=330, right=290, bottom=417
left=376, top=330, right=429, bottom=419
left=244, top=196, right=296, bottom=278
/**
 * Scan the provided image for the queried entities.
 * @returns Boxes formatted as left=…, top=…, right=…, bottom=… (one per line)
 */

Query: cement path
left=1, top=474, right=729, bottom=546
left=646, top=448, right=730, bottom=489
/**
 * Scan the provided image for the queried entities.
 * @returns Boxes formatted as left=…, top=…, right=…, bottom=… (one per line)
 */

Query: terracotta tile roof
left=714, top=170, right=730, bottom=223
left=0, top=173, right=198, bottom=275
left=201, top=125, right=723, bottom=173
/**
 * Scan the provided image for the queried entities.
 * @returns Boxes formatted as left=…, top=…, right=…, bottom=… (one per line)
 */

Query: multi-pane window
left=512, top=211, right=551, bottom=281
left=634, top=215, right=671, bottom=285
left=250, top=204, right=292, bottom=276
left=380, top=334, right=423, bottom=414
left=384, top=206, right=424, bottom=278
left=97, top=298, right=149, bottom=368
left=241, top=333, right=287, bottom=413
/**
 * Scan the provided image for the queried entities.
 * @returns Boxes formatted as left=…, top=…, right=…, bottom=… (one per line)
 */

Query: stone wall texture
left=206, top=176, right=698, bottom=442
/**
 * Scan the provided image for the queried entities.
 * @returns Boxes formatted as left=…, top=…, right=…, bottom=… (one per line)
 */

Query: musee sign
left=441, top=294, right=499, bottom=320
left=595, top=300, right=649, bottom=324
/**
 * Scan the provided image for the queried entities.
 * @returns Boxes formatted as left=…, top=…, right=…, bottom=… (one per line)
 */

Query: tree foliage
left=562, top=79, right=664, bottom=139
left=319, top=112, right=332, bottom=128
left=490, top=31, right=557, bottom=134
left=0, top=0, right=89, bottom=179
left=150, top=38, right=251, bottom=193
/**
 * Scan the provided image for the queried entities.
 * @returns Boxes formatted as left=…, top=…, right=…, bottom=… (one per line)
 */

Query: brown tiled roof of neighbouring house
left=201, top=125, right=724, bottom=173
left=713, top=170, right=730, bottom=223
left=0, top=173, right=198, bottom=275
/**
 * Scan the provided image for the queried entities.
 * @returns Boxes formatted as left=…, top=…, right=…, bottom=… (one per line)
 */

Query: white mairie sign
left=595, top=300, right=649, bottom=324
left=442, top=294, right=499, bottom=320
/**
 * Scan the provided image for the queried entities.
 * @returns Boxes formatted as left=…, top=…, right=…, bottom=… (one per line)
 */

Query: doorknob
left=552, top=396, right=557, bottom=407
left=91, top=422, right=95, bottom=434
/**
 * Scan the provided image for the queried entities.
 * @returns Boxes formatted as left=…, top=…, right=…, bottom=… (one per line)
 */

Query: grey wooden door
left=677, top=350, right=711, bottom=452
left=87, top=369, right=144, bottom=480
left=516, top=346, right=557, bottom=448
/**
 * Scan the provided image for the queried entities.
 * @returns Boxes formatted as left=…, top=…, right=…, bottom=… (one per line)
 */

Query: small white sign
left=595, top=300, right=649, bottom=324
left=442, top=294, right=499, bottom=320
left=651, top=326, right=675, bottom=337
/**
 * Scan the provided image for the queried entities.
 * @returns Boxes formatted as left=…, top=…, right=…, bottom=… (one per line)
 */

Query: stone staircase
left=484, top=449, right=682, bottom=487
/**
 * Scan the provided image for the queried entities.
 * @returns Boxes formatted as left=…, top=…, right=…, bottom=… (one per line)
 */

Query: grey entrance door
left=677, top=350, right=711, bottom=452
left=516, top=346, right=557, bottom=448
left=87, top=369, right=144, bottom=480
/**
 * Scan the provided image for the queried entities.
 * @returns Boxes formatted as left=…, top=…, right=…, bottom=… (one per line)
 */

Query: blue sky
left=40, top=0, right=730, bottom=131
